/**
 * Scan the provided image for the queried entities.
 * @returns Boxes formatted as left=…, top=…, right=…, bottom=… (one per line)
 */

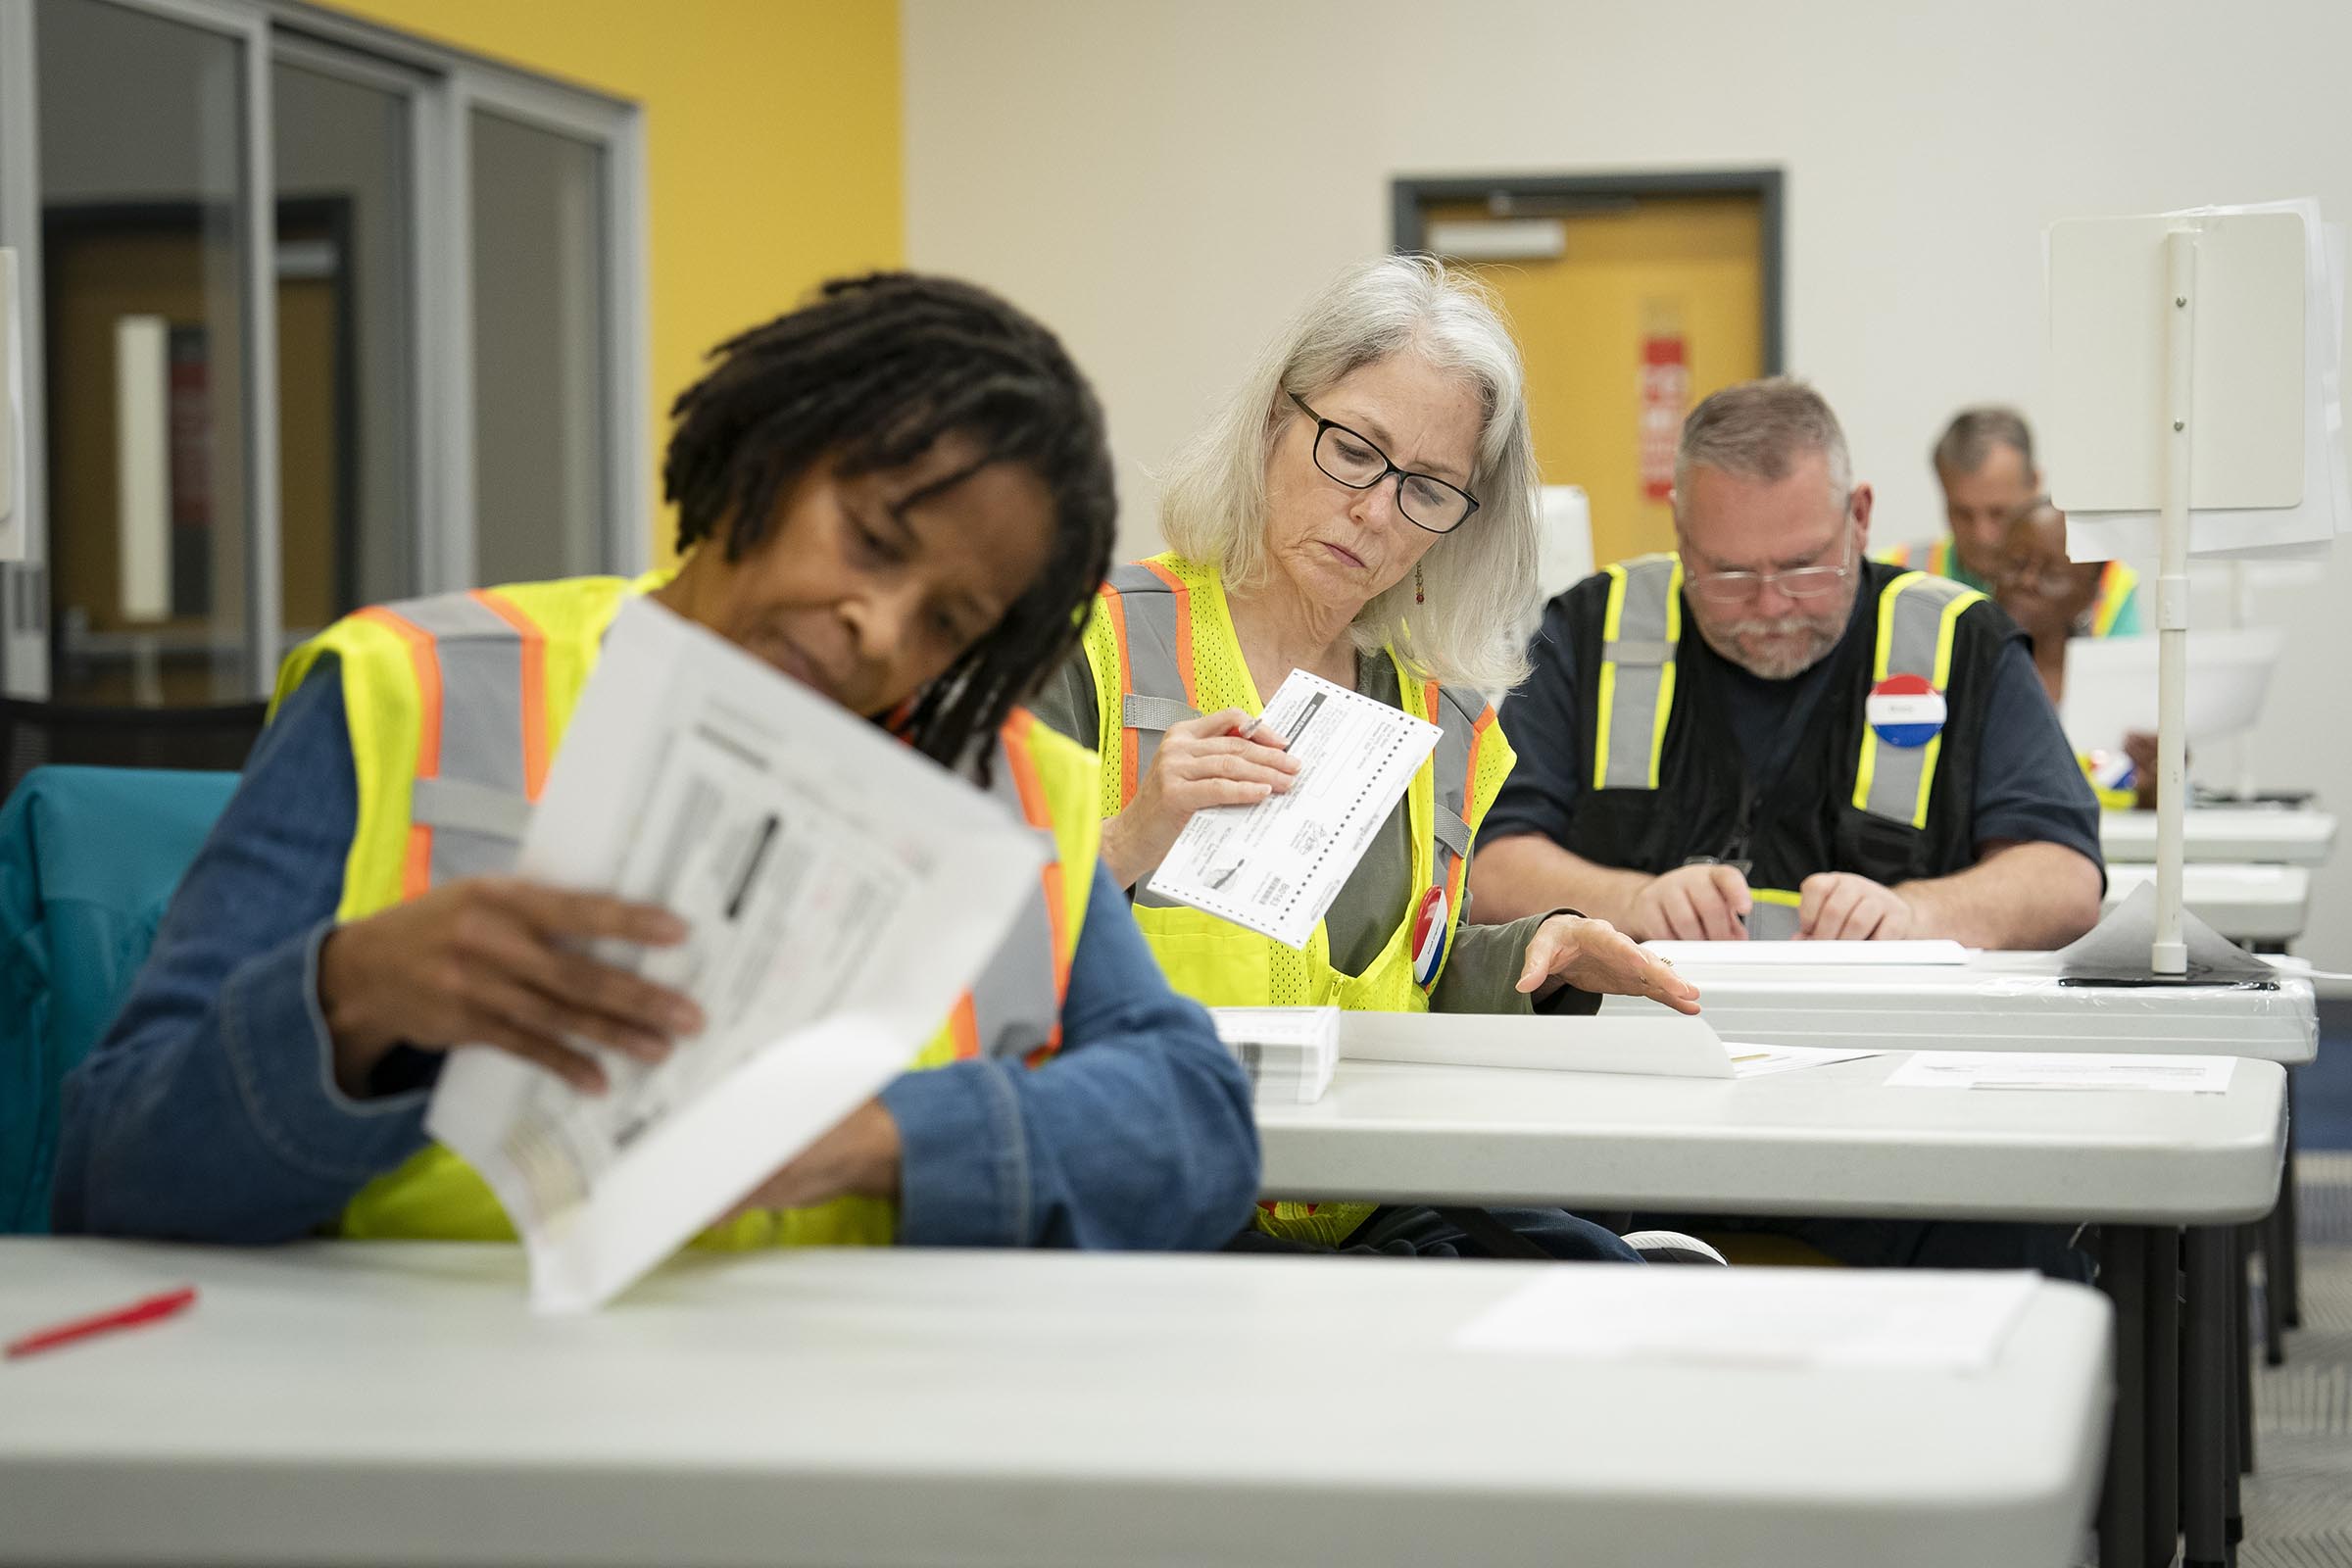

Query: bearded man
left=1470, top=377, right=2102, bottom=948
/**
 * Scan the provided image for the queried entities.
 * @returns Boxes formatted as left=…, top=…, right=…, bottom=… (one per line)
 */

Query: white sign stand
left=2047, top=210, right=2312, bottom=977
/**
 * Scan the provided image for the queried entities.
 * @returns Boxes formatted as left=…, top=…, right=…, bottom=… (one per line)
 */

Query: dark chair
left=1, top=699, right=269, bottom=803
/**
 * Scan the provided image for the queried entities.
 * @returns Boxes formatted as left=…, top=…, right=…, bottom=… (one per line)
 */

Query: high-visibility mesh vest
left=1078, top=553, right=1511, bottom=1247
left=1567, top=555, right=2009, bottom=934
left=270, top=574, right=1097, bottom=1248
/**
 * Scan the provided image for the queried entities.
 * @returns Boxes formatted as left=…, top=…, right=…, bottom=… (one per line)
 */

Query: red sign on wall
left=1638, top=331, right=1690, bottom=503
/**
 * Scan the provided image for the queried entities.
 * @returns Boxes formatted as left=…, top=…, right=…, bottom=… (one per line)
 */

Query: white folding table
left=0, top=1240, right=2110, bottom=1568
left=1596, top=950, right=2317, bottom=1063
left=1257, top=1051, right=2285, bottom=1568
left=2100, top=805, right=2336, bottom=867
left=2101, top=862, right=2312, bottom=945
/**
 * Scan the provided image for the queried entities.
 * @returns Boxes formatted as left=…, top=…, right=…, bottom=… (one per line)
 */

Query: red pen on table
left=5, top=1285, right=198, bottom=1360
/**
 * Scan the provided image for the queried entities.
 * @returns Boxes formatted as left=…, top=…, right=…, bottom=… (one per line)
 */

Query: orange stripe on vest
left=353, top=607, right=442, bottom=901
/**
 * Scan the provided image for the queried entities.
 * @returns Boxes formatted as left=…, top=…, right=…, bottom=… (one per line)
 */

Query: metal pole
left=2153, top=228, right=2196, bottom=976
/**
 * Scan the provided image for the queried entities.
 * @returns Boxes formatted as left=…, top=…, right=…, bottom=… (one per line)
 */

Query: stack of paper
left=1211, top=1006, right=1340, bottom=1104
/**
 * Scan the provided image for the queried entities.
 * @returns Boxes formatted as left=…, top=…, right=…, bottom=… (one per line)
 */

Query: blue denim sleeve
left=1485, top=596, right=1586, bottom=845
left=877, top=861, right=1260, bottom=1250
left=1968, top=637, right=2106, bottom=874
left=50, top=664, right=434, bottom=1242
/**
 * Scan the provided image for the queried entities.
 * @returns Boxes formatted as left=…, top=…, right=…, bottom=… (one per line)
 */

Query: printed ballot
left=426, top=598, right=1045, bottom=1313
left=1146, top=670, right=1439, bottom=949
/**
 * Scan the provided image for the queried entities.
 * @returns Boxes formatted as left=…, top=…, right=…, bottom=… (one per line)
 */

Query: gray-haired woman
left=1033, top=256, right=1703, bottom=1261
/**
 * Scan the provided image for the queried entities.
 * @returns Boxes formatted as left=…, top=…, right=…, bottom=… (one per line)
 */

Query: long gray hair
left=1158, top=255, right=1540, bottom=692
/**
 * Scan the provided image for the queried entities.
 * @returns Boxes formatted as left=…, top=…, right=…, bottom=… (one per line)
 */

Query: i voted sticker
left=1412, top=884, right=1450, bottom=987
left=1866, top=673, right=1946, bottom=748
left=2086, top=749, right=2138, bottom=792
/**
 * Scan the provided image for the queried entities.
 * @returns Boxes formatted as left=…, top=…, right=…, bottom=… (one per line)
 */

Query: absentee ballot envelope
left=1146, top=670, right=1439, bottom=949
left=425, top=598, right=1044, bottom=1313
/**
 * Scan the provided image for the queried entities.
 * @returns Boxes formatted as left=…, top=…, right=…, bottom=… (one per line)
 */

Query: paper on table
left=1211, top=1006, right=1340, bottom=1105
left=425, top=598, right=1044, bottom=1313
left=1727, top=1044, right=1884, bottom=1078
left=1339, top=1009, right=1734, bottom=1078
left=1456, top=1267, right=2041, bottom=1373
left=1145, top=670, right=1438, bottom=949
left=1641, top=939, right=1970, bottom=967
left=1882, top=1051, right=2237, bottom=1093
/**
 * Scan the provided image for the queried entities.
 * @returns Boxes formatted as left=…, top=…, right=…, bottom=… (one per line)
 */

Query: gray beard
left=1699, top=614, right=1840, bottom=680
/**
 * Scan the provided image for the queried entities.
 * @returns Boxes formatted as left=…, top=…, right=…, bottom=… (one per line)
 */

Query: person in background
left=1470, top=379, right=2103, bottom=1275
left=1882, top=406, right=2045, bottom=591
left=1994, top=498, right=2155, bottom=808
left=53, top=273, right=1261, bottom=1253
left=1470, top=377, right=2105, bottom=951
left=1032, top=255, right=1706, bottom=1263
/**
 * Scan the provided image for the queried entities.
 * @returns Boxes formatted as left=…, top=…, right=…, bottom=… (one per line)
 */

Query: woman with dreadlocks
left=53, top=273, right=1261, bottom=1251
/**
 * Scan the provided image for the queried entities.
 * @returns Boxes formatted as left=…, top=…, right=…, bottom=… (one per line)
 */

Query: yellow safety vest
left=1078, top=553, right=1513, bottom=1246
left=271, top=573, right=1098, bottom=1248
left=1591, top=554, right=1986, bottom=938
left=2086, top=560, right=2140, bottom=638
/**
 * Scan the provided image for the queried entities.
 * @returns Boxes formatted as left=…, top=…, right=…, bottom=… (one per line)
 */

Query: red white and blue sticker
left=1411, top=885, right=1450, bottom=987
left=2086, top=749, right=2138, bottom=793
left=1866, top=674, right=1947, bottom=749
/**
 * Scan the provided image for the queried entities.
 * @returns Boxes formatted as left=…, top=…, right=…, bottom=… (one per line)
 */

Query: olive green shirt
left=1030, top=648, right=1592, bottom=1016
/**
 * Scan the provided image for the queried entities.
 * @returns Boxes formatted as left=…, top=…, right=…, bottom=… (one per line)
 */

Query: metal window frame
left=0, top=0, right=650, bottom=700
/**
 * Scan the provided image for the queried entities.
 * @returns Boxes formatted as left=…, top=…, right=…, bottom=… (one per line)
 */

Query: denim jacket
left=51, top=667, right=1261, bottom=1250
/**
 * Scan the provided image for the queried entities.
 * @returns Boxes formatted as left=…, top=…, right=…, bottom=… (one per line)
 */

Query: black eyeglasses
left=1288, top=392, right=1480, bottom=534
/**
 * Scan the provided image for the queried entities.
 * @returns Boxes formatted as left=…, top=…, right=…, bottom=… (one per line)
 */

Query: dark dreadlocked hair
left=664, top=272, right=1116, bottom=780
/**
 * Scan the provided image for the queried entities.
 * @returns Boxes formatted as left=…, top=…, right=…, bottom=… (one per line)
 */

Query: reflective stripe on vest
left=1592, top=554, right=1682, bottom=791
left=350, top=589, right=548, bottom=894
left=1587, top=557, right=1983, bottom=831
left=1746, top=888, right=1802, bottom=940
left=1851, top=570, right=1984, bottom=829
left=2090, top=561, right=2139, bottom=638
left=950, top=710, right=1073, bottom=1064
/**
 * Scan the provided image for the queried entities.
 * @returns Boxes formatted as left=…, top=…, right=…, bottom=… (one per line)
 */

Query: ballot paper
left=1641, top=939, right=1971, bottom=967
left=1456, top=1267, right=2041, bottom=1373
left=1146, top=670, right=1439, bottom=949
left=1882, top=1052, right=2237, bottom=1094
left=1340, top=1009, right=1735, bottom=1078
left=1211, top=1005, right=1339, bottom=1104
left=425, top=598, right=1045, bottom=1313
left=1727, top=1044, right=1884, bottom=1078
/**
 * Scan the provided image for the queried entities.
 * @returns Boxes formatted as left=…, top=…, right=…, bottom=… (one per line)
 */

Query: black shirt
left=1485, top=585, right=2103, bottom=869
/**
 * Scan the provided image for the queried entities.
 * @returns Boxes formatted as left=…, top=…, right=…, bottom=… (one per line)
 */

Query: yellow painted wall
left=319, top=0, right=905, bottom=559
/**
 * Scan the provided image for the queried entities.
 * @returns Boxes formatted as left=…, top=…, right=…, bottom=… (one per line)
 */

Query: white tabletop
left=1599, top=949, right=2318, bottom=1062
left=2100, top=861, right=2312, bottom=943
left=2101, top=805, right=2337, bottom=866
left=1258, top=1052, right=2284, bottom=1223
left=0, top=1240, right=2108, bottom=1568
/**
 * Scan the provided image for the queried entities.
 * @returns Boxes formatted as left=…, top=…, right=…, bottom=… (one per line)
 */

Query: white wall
left=904, top=0, right=2352, bottom=967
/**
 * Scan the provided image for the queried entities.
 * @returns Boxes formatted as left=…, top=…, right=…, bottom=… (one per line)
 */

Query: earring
left=1415, top=563, right=1425, bottom=606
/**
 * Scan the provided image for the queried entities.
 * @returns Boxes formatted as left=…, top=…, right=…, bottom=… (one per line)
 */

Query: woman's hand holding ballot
left=1102, top=706, right=1301, bottom=889
left=1514, top=913, right=1702, bottom=1015
left=317, top=877, right=706, bottom=1099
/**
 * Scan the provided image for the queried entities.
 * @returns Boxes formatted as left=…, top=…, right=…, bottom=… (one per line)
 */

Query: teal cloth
left=0, top=767, right=234, bottom=1232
